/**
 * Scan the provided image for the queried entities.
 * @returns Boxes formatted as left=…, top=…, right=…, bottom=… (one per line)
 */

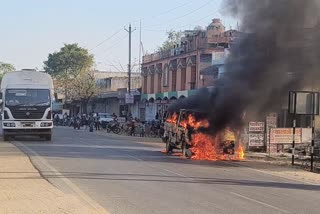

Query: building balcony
left=143, top=43, right=210, bottom=64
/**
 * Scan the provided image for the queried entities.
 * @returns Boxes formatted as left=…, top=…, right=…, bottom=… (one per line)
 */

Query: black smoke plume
left=169, top=0, right=320, bottom=134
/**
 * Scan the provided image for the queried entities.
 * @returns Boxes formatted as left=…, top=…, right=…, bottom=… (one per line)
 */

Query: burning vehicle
left=163, top=109, right=244, bottom=161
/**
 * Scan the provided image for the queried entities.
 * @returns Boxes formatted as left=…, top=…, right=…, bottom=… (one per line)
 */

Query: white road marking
left=230, top=192, right=291, bottom=213
left=15, top=142, right=109, bottom=214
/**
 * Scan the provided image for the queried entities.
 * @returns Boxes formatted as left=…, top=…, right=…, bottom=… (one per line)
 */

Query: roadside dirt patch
left=0, top=142, right=107, bottom=214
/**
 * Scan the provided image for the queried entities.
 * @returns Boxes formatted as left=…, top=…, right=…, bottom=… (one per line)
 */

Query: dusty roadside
left=0, top=142, right=107, bottom=214
left=237, top=152, right=320, bottom=185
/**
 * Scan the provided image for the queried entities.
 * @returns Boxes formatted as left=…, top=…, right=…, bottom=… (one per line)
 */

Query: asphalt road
left=11, top=127, right=320, bottom=214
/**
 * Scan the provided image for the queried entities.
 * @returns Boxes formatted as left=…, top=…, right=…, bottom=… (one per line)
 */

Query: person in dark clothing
left=163, top=111, right=168, bottom=122
left=95, top=115, right=100, bottom=131
left=129, top=120, right=135, bottom=136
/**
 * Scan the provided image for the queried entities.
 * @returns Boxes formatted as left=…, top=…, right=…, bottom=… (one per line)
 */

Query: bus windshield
left=5, top=89, right=50, bottom=107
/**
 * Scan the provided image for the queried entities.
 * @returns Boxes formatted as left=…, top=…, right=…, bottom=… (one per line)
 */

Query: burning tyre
left=163, top=109, right=244, bottom=161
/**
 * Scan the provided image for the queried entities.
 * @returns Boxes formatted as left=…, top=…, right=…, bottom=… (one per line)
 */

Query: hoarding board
left=302, top=128, right=312, bottom=143
left=249, top=122, right=265, bottom=132
left=125, top=93, right=134, bottom=104
left=270, top=128, right=302, bottom=144
left=249, top=133, right=265, bottom=147
left=117, top=117, right=126, bottom=123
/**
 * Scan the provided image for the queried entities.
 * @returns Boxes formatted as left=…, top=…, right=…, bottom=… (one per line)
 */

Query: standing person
left=88, top=115, right=94, bottom=132
left=54, top=113, right=59, bottom=126
left=112, top=113, right=117, bottom=120
left=155, top=112, right=159, bottom=120
left=141, top=121, right=146, bottom=137
left=163, top=110, right=168, bottom=122
left=129, top=119, right=135, bottom=136
left=84, top=115, right=89, bottom=130
left=95, top=115, right=100, bottom=131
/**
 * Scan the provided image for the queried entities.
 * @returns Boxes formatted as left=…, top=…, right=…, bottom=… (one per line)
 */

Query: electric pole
left=138, top=20, right=142, bottom=74
left=124, top=24, right=136, bottom=95
left=124, top=23, right=136, bottom=118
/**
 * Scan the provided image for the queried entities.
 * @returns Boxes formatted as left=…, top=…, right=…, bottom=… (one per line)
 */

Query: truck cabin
left=177, top=109, right=208, bottom=129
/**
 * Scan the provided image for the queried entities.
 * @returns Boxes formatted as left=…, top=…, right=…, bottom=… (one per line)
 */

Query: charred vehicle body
left=163, top=109, right=236, bottom=159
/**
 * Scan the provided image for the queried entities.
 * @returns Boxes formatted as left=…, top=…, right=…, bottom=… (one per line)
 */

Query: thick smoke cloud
left=169, top=0, right=320, bottom=134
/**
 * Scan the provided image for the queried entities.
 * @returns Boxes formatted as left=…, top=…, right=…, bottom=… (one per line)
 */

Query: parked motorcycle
left=106, top=121, right=121, bottom=134
left=73, top=118, right=81, bottom=130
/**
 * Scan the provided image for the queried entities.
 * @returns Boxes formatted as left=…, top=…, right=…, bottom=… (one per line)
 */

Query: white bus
left=1, top=69, right=54, bottom=141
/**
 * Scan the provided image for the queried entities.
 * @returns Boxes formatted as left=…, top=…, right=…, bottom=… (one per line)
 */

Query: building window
left=181, top=68, right=186, bottom=90
left=190, top=65, right=196, bottom=89
left=172, top=70, right=177, bottom=91
left=105, top=78, right=111, bottom=90
left=143, top=76, right=148, bottom=93
left=158, top=73, right=162, bottom=93
left=163, top=67, right=169, bottom=86
left=150, top=74, right=155, bottom=94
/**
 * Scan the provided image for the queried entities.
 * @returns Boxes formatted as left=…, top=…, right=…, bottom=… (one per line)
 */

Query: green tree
left=0, top=62, right=15, bottom=73
left=158, top=30, right=184, bottom=51
left=43, top=43, right=94, bottom=99
left=0, top=62, right=15, bottom=82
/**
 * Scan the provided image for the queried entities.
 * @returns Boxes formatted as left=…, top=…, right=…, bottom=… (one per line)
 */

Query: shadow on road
left=0, top=170, right=319, bottom=191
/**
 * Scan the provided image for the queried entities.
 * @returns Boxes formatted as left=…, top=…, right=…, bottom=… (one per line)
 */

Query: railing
left=143, top=42, right=209, bottom=64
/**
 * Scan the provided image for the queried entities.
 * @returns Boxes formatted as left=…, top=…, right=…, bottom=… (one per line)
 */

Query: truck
left=163, top=109, right=236, bottom=158
left=0, top=69, right=54, bottom=141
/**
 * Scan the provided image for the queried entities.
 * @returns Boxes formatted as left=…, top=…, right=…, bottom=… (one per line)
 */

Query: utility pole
left=124, top=23, right=136, bottom=95
left=138, top=20, right=142, bottom=74
left=124, top=23, right=136, bottom=117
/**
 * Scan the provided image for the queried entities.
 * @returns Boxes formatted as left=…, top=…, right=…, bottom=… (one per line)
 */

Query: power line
left=130, top=0, right=194, bottom=24
left=142, top=4, right=227, bottom=33
left=144, top=0, right=213, bottom=29
left=151, top=0, right=194, bottom=18
left=99, top=34, right=128, bottom=55
left=89, top=28, right=123, bottom=51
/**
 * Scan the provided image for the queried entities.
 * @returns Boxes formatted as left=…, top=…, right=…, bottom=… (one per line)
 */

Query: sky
left=0, top=0, right=237, bottom=71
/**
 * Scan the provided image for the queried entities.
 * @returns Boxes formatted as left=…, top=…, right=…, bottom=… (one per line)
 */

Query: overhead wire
left=89, top=28, right=123, bottom=51
left=142, top=3, right=228, bottom=33
left=143, top=0, right=214, bottom=29
left=91, top=0, right=195, bottom=52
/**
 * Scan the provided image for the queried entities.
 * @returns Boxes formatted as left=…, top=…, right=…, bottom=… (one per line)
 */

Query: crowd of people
left=53, top=112, right=104, bottom=131
left=52, top=111, right=165, bottom=138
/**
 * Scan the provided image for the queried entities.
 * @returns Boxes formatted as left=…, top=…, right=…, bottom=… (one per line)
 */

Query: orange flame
left=190, top=133, right=220, bottom=161
left=236, top=145, right=245, bottom=160
left=180, top=114, right=209, bottom=130
left=165, top=112, right=245, bottom=161
left=166, top=113, right=178, bottom=124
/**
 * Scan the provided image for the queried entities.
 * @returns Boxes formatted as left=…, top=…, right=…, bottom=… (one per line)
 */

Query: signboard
left=125, top=93, right=134, bottom=104
left=117, top=117, right=126, bottom=123
left=302, top=128, right=312, bottom=143
left=270, top=128, right=302, bottom=144
left=249, top=122, right=265, bottom=132
left=288, top=91, right=320, bottom=115
left=249, top=133, right=265, bottom=147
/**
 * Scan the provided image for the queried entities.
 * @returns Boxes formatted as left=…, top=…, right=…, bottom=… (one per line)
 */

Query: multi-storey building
left=141, top=19, right=239, bottom=121
left=69, top=71, right=142, bottom=118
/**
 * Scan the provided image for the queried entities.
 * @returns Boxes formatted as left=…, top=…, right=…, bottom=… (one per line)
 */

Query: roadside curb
left=0, top=140, right=108, bottom=214
left=14, top=142, right=109, bottom=214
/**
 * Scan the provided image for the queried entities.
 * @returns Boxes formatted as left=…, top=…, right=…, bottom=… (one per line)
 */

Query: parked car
left=98, top=113, right=114, bottom=129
